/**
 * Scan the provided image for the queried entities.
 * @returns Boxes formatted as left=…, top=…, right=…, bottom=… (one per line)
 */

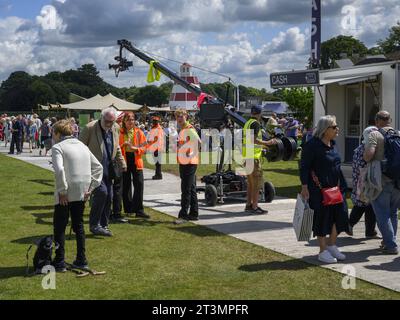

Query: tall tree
left=378, top=22, right=400, bottom=54
left=321, top=35, right=368, bottom=69
left=278, top=87, right=314, bottom=123
left=0, top=71, right=35, bottom=110
left=133, top=85, right=169, bottom=106
left=29, top=80, right=56, bottom=106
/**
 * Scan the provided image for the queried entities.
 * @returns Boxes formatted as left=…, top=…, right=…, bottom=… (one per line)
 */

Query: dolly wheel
left=263, top=181, right=275, bottom=203
left=205, top=184, right=218, bottom=207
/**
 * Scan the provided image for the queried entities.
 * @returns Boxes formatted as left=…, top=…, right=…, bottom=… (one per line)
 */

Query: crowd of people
left=36, top=107, right=200, bottom=271
left=300, top=111, right=399, bottom=264
left=2, top=108, right=399, bottom=269
left=266, top=113, right=313, bottom=146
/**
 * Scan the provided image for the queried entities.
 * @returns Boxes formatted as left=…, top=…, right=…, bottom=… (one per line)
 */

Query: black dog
left=26, top=236, right=58, bottom=275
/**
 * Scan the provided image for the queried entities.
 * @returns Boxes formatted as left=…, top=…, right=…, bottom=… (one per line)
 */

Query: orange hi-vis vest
left=177, top=123, right=199, bottom=165
left=119, top=127, right=147, bottom=170
left=147, top=124, right=164, bottom=153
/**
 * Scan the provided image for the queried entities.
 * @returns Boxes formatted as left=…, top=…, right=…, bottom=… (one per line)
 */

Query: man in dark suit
left=80, top=107, right=127, bottom=237
left=9, top=115, right=23, bottom=155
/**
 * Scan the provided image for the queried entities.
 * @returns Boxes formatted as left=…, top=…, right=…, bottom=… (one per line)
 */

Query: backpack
left=380, top=128, right=400, bottom=184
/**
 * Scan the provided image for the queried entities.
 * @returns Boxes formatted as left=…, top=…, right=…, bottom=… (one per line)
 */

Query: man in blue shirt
left=285, top=116, right=300, bottom=143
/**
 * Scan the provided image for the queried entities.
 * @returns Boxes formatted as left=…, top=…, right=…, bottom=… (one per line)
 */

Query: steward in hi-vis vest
left=243, top=105, right=277, bottom=215
left=174, top=109, right=201, bottom=224
left=147, top=115, right=164, bottom=180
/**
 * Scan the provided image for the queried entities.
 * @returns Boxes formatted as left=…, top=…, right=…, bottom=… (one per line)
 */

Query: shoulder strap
left=311, top=171, right=322, bottom=190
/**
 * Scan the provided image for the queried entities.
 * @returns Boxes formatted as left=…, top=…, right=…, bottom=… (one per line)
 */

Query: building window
left=365, top=81, right=380, bottom=127
left=346, top=85, right=361, bottom=137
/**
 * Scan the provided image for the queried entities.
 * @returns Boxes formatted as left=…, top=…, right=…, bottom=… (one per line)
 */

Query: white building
left=168, top=63, right=201, bottom=110
left=314, top=58, right=400, bottom=182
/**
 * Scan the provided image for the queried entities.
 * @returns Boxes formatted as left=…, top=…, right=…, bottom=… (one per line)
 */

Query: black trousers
left=179, top=164, right=198, bottom=218
left=53, top=201, right=86, bottom=264
left=122, top=152, right=144, bottom=214
left=349, top=205, right=377, bottom=236
left=154, top=150, right=162, bottom=177
left=9, top=134, right=21, bottom=153
left=112, top=176, right=123, bottom=216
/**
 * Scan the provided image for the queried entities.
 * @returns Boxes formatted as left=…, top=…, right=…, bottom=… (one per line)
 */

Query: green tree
left=0, top=71, right=35, bottom=111
left=133, top=85, right=169, bottom=106
left=29, top=80, right=56, bottom=106
left=378, top=22, right=400, bottom=54
left=321, top=35, right=368, bottom=69
left=278, top=87, right=314, bottom=123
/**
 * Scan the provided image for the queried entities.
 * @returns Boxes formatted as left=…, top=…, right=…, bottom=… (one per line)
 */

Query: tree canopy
left=321, top=35, right=368, bottom=69
left=378, top=22, right=400, bottom=54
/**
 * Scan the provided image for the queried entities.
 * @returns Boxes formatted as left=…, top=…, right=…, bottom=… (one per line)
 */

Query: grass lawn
left=1, top=154, right=398, bottom=300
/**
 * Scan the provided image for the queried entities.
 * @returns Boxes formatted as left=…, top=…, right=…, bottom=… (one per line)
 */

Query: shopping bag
left=293, top=194, right=314, bottom=242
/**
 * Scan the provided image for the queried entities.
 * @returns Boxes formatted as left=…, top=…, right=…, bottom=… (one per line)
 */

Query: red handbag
left=311, top=172, right=343, bottom=206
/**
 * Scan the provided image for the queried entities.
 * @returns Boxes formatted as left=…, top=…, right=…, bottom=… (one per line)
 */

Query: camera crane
left=110, top=40, right=253, bottom=128
left=109, top=39, right=298, bottom=205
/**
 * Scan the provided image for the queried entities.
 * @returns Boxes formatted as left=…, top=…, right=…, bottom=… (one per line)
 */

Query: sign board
left=311, top=0, right=321, bottom=68
left=270, top=69, right=320, bottom=89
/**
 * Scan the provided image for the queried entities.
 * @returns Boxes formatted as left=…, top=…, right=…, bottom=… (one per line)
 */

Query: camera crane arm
left=110, top=39, right=249, bottom=129
left=109, top=40, right=301, bottom=163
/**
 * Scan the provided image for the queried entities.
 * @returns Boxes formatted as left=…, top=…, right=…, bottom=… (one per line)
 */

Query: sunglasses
left=329, top=125, right=339, bottom=130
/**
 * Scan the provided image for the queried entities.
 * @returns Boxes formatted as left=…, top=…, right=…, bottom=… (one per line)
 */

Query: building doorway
left=344, top=79, right=381, bottom=163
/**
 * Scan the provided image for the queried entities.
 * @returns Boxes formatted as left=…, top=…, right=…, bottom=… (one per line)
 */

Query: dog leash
left=25, top=245, right=33, bottom=276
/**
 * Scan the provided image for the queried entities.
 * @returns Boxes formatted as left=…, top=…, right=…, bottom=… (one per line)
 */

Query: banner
left=311, top=0, right=321, bottom=68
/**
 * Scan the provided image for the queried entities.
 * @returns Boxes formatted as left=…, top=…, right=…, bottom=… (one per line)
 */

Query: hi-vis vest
left=177, top=123, right=199, bottom=165
left=119, top=128, right=147, bottom=170
left=147, top=124, right=164, bottom=153
left=243, top=119, right=262, bottom=160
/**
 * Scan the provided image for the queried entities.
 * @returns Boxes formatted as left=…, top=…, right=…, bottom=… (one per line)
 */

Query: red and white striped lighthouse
left=168, top=63, right=200, bottom=110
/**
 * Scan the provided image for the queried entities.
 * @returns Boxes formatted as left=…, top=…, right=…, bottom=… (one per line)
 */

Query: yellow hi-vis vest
left=243, top=119, right=262, bottom=160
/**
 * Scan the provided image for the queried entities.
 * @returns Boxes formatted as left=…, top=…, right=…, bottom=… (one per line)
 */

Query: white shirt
left=52, top=138, right=103, bottom=205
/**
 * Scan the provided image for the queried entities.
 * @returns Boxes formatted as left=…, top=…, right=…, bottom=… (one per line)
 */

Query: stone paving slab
left=2, top=143, right=400, bottom=293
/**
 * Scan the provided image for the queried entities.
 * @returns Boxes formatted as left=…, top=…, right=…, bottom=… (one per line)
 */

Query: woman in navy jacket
left=300, top=115, right=349, bottom=264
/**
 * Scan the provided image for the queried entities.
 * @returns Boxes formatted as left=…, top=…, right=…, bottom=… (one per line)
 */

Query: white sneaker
left=327, top=245, right=346, bottom=261
left=318, top=250, right=337, bottom=264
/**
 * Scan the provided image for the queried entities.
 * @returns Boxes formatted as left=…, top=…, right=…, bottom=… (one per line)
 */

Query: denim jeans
left=371, top=182, right=400, bottom=249
left=89, top=178, right=113, bottom=229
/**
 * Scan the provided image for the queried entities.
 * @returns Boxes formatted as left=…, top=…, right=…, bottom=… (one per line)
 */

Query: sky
left=0, top=0, right=399, bottom=90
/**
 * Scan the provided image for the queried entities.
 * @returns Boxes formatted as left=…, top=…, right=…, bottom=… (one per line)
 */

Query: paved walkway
left=2, top=143, right=400, bottom=292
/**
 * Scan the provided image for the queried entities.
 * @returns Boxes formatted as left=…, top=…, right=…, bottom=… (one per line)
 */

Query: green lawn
left=1, top=154, right=398, bottom=300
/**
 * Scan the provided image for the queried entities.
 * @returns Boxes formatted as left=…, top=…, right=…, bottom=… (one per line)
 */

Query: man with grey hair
left=80, top=107, right=127, bottom=236
left=364, top=110, right=400, bottom=255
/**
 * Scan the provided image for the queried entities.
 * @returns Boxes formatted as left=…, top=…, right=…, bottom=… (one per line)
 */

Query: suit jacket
left=79, top=120, right=127, bottom=170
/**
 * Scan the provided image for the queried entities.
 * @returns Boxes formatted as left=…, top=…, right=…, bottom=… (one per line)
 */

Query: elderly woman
left=300, top=115, right=349, bottom=264
left=51, top=120, right=103, bottom=271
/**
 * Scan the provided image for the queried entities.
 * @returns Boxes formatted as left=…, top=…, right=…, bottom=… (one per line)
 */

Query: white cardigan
left=52, top=138, right=103, bottom=205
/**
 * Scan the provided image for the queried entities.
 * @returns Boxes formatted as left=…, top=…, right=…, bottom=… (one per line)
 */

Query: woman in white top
left=51, top=120, right=103, bottom=272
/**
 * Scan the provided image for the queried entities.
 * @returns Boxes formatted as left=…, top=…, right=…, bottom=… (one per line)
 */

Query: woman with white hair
left=300, top=115, right=349, bottom=264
